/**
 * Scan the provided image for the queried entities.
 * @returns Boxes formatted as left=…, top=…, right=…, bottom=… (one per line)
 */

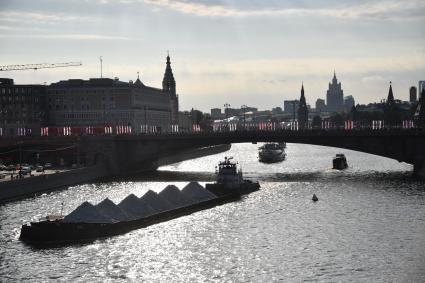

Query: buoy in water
left=312, top=194, right=318, bottom=202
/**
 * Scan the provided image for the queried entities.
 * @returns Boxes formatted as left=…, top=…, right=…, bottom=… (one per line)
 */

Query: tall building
left=344, top=95, right=355, bottom=112
left=414, top=87, right=425, bottom=128
left=0, top=78, right=47, bottom=136
left=297, top=83, right=308, bottom=129
left=162, top=54, right=179, bottom=124
left=315, top=98, right=326, bottom=112
left=410, top=86, right=417, bottom=103
left=283, top=100, right=299, bottom=119
left=326, top=71, right=344, bottom=113
left=419, top=81, right=425, bottom=99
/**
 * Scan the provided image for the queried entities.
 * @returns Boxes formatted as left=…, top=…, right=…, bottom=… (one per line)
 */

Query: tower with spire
left=297, top=83, right=309, bottom=129
left=386, top=81, right=395, bottom=107
left=326, top=71, right=344, bottom=113
left=162, top=53, right=179, bottom=124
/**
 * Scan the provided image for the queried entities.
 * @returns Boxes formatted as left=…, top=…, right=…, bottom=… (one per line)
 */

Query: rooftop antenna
left=100, top=56, right=103, bottom=78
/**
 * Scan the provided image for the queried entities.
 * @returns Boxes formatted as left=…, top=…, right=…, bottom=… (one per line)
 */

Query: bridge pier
left=413, top=160, right=425, bottom=180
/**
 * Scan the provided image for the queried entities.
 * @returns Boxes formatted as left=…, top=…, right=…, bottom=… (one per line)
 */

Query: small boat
left=206, top=157, right=260, bottom=196
left=312, top=194, right=318, bottom=202
left=333, top=154, right=348, bottom=170
left=258, top=143, right=286, bottom=163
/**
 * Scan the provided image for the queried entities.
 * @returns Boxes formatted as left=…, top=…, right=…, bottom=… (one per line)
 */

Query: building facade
left=210, top=108, right=222, bottom=120
left=344, top=95, right=355, bottom=112
left=315, top=98, right=326, bottom=112
left=0, top=78, right=47, bottom=136
left=47, top=76, right=172, bottom=133
left=410, top=86, right=417, bottom=103
left=326, top=71, right=344, bottom=113
left=419, top=81, right=425, bottom=99
left=284, top=100, right=299, bottom=119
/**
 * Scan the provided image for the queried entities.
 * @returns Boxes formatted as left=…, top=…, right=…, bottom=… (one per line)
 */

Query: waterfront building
left=0, top=78, right=47, bottom=136
left=47, top=55, right=178, bottom=133
left=297, top=83, right=308, bottom=129
left=326, top=71, right=344, bottom=113
left=410, top=86, right=417, bottom=103
left=315, top=98, right=326, bottom=113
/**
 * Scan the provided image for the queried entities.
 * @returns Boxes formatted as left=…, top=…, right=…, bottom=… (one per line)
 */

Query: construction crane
left=0, top=62, right=82, bottom=71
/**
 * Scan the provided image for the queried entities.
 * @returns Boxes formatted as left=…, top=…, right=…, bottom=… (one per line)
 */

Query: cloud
left=361, top=75, right=386, bottom=84
left=0, top=33, right=132, bottom=40
left=141, top=0, right=425, bottom=20
left=0, top=11, right=99, bottom=25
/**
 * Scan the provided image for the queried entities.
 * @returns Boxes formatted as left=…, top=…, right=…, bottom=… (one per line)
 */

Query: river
left=1, top=143, right=424, bottom=282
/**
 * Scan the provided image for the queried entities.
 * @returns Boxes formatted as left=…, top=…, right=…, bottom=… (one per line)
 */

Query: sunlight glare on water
left=1, top=143, right=424, bottom=282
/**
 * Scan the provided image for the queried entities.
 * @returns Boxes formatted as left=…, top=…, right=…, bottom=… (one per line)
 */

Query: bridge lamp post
left=241, top=105, right=247, bottom=130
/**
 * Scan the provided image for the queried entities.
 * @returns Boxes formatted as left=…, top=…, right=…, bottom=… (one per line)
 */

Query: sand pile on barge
left=96, top=198, right=129, bottom=222
left=140, top=190, right=174, bottom=212
left=63, top=202, right=113, bottom=223
left=62, top=184, right=218, bottom=224
left=118, top=194, right=156, bottom=219
left=182, top=182, right=216, bottom=202
left=159, top=185, right=194, bottom=207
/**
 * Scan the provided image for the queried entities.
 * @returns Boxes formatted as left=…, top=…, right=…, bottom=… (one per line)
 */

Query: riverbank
left=0, top=164, right=109, bottom=203
left=0, top=144, right=231, bottom=203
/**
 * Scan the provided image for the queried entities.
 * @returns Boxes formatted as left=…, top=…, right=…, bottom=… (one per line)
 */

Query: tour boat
left=333, top=154, right=348, bottom=170
left=258, top=143, right=286, bottom=163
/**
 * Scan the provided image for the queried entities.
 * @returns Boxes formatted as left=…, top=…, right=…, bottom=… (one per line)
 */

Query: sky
left=0, top=0, right=424, bottom=112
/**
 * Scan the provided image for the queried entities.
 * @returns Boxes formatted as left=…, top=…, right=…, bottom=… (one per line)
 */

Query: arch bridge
left=1, top=129, right=425, bottom=179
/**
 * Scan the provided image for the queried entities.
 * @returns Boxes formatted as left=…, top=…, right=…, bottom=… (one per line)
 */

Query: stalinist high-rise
left=326, top=71, right=344, bottom=113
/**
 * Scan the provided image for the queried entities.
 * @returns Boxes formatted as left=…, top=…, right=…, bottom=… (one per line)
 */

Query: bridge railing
left=0, top=119, right=420, bottom=139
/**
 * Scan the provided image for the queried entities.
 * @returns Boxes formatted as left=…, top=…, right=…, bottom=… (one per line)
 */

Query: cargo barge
left=20, top=192, right=240, bottom=245
left=20, top=157, right=260, bottom=246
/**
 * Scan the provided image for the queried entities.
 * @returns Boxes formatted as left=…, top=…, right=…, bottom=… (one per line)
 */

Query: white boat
left=258, top=143, right=286, bottom=163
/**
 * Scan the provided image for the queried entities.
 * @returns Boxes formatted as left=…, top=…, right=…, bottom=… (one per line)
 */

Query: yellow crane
left=0, top=62, right=82, bottom=71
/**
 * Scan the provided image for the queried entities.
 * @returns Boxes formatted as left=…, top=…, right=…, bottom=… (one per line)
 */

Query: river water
left=1, top=143, right=424, bottom=282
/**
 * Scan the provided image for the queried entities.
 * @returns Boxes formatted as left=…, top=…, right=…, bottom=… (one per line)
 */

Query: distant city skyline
left=0, top=0, right=424, bottom=111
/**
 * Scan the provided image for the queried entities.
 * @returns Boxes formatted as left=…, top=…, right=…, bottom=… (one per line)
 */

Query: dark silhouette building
left=315, top=98, right=326, bottom=112
left=326, top=71, right=344, bottom=113
left=297, top=83, right=308, bottom=129
left=162, top=54, right=179, bottom=125
left=0, top=78, right=47, bottom=136
left=386, top=82, right=395, bottom=107
left=410, top=86, right=417, bottom=103
left=415, top=88, right=425, bottom=128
